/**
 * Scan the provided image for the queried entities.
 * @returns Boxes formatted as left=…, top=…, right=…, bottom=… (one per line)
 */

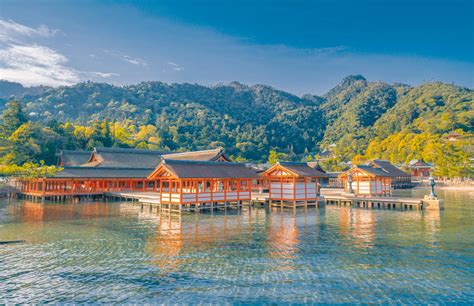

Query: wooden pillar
left=237, top=179, right=240, bottom=202
left=357, top=177, right=360, bottom=195
left=179, top=179, right=183, bottom=205
left=304, top=177, right=307, bottom=202
left=314, top=177, right=318, bottom=202
left=210, top=179, right=214, bottom=203
left=268, top=177, right=272, bottom=202
left=293, top=177, right=296, bottom=207
left=159, top=179, right=163, bottom=203
left=168, top=178, right=172, bottom=204
left=280, top=177, right=283, bottom=206
left=224, top=179, right=227, bottom=203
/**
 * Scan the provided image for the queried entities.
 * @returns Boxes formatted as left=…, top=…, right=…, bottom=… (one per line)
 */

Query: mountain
left=5, top=81, right=325, bottom=161
left=0, top=76, right=472, bottom=167
left=0, top=80, right=50, bottom=101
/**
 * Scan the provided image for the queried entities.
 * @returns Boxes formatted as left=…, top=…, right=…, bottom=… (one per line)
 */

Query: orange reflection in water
left=145, top=215, right=184, bottom=273
left=267, top=213, right=300, bottom=271
left=336, top=207, right=376, bottom=249
left=145, top=208, right=267, bottom=273
left=10, top=201, right=113, bottom=223
left=423, top=210, right=441, bottom=242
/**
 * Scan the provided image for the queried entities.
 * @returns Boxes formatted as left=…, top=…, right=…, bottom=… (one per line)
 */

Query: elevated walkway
left=102, top=189, right=440, bottom=211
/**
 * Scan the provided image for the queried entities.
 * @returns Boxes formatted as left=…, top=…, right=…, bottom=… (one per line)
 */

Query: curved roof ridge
left=94, top=147, right=167, bottom=155
left=162, top=159, right=239, bottom=165
left=60, top=149, right=90, bottom=154
left=162, top=148, right=223, bottom=156
left=61, top=166, right=154, bottom=170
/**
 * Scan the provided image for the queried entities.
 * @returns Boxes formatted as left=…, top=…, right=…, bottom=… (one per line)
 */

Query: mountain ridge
left=0, top=76, right=472, bottom=165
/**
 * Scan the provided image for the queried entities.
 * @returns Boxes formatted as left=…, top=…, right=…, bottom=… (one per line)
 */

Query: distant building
left=57, top=150, right=92, bottom=167
left=263, top=162, right=326, bottom=207
left=339, top=165, right=392, bottom=196
left=366, top=159, right=412, bottom=188
left=82, top=147, right=229, bottom=168
left=407, top=159, right=432, bottom=178
left=21, top=147, right=232, bottom=197
left=307, top=161, right=343, bottom=188
left=147, top=160, right=259, bottom=211
left=445, top=131, right=462, bottom=142
left=325, top=172, right=344, bottom=188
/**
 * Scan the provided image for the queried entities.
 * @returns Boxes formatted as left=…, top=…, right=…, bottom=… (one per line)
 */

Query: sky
left=0, top=0, right=472, bottom=95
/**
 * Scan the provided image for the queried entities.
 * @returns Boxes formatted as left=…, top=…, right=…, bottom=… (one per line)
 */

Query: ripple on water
left=0, top=191, right=473, bottom=303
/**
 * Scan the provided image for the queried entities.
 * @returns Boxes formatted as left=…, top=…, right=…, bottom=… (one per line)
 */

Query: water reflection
left=267, top=212, right=300, bottom=271
left=422, top=210, right=441, bottom=244
left=8, top=200, right=114, bottom=223
left=336, top=207, right=376, bottom=249
left=146, top=215, right=184, bottom=272
left=0, top=188, right=473, bottom=303
left=143, top=207, right=269, bottom=273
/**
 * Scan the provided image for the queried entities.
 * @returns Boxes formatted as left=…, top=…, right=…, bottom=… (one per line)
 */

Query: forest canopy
left=0, top=76, right=472, bottom=178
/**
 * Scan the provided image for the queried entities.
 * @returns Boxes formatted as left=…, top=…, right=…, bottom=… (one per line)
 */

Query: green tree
left=268, top=149, right=288, bottom=164
left=1, top=100, right=28, bottom=137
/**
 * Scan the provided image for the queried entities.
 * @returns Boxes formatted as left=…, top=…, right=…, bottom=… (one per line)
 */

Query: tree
left=268, top=149, right=288, bottom=164
left=0, top=161, right=62, bottom=178
left=1, top=100, right=28, bottom=137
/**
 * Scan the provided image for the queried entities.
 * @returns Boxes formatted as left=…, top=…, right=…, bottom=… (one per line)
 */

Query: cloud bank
left=0, top=19, right=119, bottom=86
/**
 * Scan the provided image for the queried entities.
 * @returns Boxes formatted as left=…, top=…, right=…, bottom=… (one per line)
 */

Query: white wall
left=269, top=182, right=317, bottom=200
left=160, top=191, right=251, bottom=203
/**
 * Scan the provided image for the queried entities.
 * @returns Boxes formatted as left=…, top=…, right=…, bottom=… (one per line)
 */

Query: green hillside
left=0, top=77, right=472, bottom=177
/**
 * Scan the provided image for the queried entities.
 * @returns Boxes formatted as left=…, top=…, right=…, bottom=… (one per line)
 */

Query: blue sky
left=0, top=0, right=472, bottom=94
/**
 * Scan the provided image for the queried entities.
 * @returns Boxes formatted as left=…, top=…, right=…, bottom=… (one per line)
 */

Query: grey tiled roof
left=57, top=150, right=92, bottom=166
left=54, top=166, right=152, bottom=178
left=368, top=159, right=410, bottom=177
left=355, top=165, right=391, bottom=177
left=85, top=147, right=165, bottom=168
left=278, top=162, right=327, bottom=178
left=158, top=160, right=260, bottom=179
left=408, top=159, right=432, bottom=168
left=162, top=148, right=229, bottom=161
left=85, top=147, right=229, bottom=168
left=306, top=161, right=326, bottom=173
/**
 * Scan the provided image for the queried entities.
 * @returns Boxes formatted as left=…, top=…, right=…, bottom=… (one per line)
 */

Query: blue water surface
left=0, top=188, right=473, bottom=303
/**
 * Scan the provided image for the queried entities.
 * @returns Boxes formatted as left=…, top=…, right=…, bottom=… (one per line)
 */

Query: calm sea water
left=0, top=188, right=473, bottom=303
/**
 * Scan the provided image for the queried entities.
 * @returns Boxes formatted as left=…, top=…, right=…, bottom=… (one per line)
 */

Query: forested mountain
left=0, top=76, right=472, bottom=177
left=0, top=80, right=50, bottom=101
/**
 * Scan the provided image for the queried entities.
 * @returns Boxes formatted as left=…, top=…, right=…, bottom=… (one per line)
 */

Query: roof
left=325, top=172, right=342, bottom=178
left=84, top=147, right=229, bottom=168
left=269, top=162, right=327, bottom=178
left=83, top=147, right=165, bottom=168
left=368, top=159, right=410, bottom=177
left=149, top=160, right=260, bottom=179
left=161, top=148, right=229, bottom=162
left=353, top=165, right=390, bottom=177
left=306, top=161, right=326, bottom=173
left=408, top=159, right=432, bottom=168
left=446, top=131, right=461, bottom=137
left=57, top=150, right=92, bottom=166
left=53, top=167, right=152, bottom=179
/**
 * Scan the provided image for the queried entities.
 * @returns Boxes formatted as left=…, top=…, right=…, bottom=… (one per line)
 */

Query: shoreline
left=438, top=186, right=474, bottom=191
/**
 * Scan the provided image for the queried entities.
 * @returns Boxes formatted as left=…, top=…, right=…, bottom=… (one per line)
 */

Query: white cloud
left=0, top=44, right=80, bottom=86
left=104, top=49, right=147, bottom=66
left=0, top=19, right=78, bottom=86
left=0, top=19, right=59, bottom=43
left=167, top=61, right=184, bottom=71
left=0, top=19, right=118, bottom=86
left=89, top=71, right=120, bottom=78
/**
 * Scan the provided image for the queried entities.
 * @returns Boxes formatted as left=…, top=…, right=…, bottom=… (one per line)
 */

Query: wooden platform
left=105, top=191, right=246, bottom=214
left=18, top=188, right=435, bottom=212
left=108, top=190, right=429, bottom=211
left=324, top=194, right=424, bottom=210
